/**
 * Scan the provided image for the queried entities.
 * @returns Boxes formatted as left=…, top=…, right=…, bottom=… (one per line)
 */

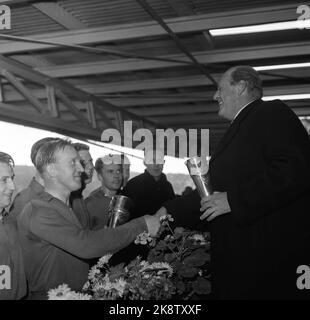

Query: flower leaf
left=179, top=265, right=198, bottom=278
left=164, top=253, right=177, bottom=263
left=192, top=277, right=211, bottom=294
left=183, top=252, right=210, bottom=267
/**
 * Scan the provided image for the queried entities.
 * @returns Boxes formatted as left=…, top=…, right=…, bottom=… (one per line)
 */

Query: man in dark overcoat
left=159, top=66, right=310, bottom=299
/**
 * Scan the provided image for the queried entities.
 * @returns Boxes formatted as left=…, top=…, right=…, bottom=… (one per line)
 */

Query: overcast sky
left=0, top=121, right=189, bottom=174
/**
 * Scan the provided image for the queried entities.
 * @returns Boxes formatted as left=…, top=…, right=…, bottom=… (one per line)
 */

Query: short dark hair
left=0, top=152, right=14, bottom=167
left=72, top=142, right=89, bottom=152
left=230, top=66, right=263, bottom=98
left=35, top=139, right=73, bottom=174
left=95, top=154, right=122, bottom=174
left=30, top=137, right=60, bottom=166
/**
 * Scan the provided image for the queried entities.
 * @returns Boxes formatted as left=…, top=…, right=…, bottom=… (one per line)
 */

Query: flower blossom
left=189, top=234, right=206, bottom=245
left=93, top=275, right=127, bottom=298
left=159, top=214, right=174, bottom=223
left=88, top=266, right=100, bottom=281
left=140, top=261, right=173, bottom=277
left=135, top=231, right=153, bottom=245
left=48, top=284, right=91, bottom=300
left=97, top=254, right=112, bottom=268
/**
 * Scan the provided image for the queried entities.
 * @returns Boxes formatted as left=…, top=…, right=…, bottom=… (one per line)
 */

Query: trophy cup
left=107, top=195, right=133, bottom=228
left=185, top=156, right=213, bottom=198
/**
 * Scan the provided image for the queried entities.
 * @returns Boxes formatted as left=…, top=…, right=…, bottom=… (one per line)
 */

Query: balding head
left=229, top=66, right=263, bottom=99
left=213, top=65, right=263, bottom=121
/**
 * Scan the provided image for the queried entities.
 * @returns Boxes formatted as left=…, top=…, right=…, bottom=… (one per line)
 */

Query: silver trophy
left=185, top=156, right=213, bottom=198
left=107, top=195, right=132, bottom=228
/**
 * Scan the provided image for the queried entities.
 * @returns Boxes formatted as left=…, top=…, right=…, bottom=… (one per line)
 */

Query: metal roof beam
left=3, top=84, right=310, bottom=107
left=0, top=54, right=160, bottom=130
left=136, top=0, right=216, bottom=85
left=0, top=4, right=298, bottom=55
left=4, top=73, right=305, bottom=97
left=0, top=101, right=100, bottom=140
left=35, top=41, right=310, bottom=78
left=32, top=2, right=87, bottom=30
left=1, top=69, right=48, bottom=114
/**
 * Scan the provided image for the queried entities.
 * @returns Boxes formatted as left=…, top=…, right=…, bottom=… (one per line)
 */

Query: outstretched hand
left=144, top=214, right=161, bottom=236
left=200, top=192, right=231, bottom=222
left=154, top=206, right=167, bottom=219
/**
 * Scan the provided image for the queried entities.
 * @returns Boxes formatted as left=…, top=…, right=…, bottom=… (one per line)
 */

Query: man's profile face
left=213, top=70, right=239, bottom=121
left=53, top=146, right=84, bottom=192
left=78, top=150, right=94, bottom=185
left=0, top=162, right=15, bottom=209
left=98, top=163, right=122, bottom=192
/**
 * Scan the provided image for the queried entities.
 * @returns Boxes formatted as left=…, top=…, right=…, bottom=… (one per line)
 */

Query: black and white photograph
left=0, top=0, right=310, bottom=307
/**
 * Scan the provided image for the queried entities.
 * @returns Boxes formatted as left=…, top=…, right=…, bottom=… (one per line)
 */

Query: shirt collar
left=233, top=99, right=257, bottom=122
left=29, top=177, right=45, bottom=194
left=100, top=186, right=118, bottom=198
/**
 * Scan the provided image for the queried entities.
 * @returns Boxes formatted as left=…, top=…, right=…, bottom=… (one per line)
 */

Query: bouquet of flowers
left=48, top=254, right=175, bottom=300
left=136, top=215, right=211, bottom=300
left=48, top=214, right=210, bottom=300
left=48, top=284, right=92, bottom=300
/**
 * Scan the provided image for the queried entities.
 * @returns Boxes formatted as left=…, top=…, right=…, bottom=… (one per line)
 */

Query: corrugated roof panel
left=192, top=0, right=298, bottom=13
left=1, top=4, right=65, bottom=36
left=59, top=0, right=177, bottom=27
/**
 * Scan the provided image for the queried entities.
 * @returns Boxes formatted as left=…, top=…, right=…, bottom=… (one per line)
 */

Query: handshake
left=143, top=207, right=168, bottom=236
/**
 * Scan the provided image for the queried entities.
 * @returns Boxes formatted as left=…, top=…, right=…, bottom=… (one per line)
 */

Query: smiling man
left=17, top=139, right=161, bottom=299
left=157, top=65, right=310, bottom=299
left=85, top=154, right=123, bottom=230
left=69, top=143, right=94, bottom=229
left=73, top=143, right=94, bottom=186
left=9, top=137, right=60, bottom=221
left=0, top=152, right=27, bottom=300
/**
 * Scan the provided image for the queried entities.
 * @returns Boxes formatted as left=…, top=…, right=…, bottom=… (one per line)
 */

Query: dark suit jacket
left=165, top=99, right=310, bottom=299
left=70, top=187, right=91, bottom=230
left=9, top=178, right=44, bottom=221
left=122, top=170, right=175, bottom=219
left=0, top=215, right=27, bottom=300
left=118, top=170, right=175, bottom=264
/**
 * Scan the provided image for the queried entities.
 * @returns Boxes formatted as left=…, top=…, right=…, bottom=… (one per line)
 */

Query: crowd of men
left=1, top=65, right=310, bottom=300
left=0, top=139, right=174, bottom=300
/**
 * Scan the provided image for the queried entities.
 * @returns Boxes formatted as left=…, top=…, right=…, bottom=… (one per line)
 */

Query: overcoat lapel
left=210, top=99, right=263, bottom=163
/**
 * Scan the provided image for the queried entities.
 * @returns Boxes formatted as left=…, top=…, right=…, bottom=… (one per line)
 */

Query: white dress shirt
left=233, top=99, right=257, bottom=122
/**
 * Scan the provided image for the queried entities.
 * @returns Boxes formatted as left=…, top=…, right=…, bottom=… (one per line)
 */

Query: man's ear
left=237, top=80, right=247, bottom=96
left=45, top=163, right=57, bottom=178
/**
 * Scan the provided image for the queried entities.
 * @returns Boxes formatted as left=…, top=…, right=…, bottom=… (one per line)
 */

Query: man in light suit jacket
left=17, top=139, right=160, bottom=299
left=158, top=66, right=310, bottom=299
